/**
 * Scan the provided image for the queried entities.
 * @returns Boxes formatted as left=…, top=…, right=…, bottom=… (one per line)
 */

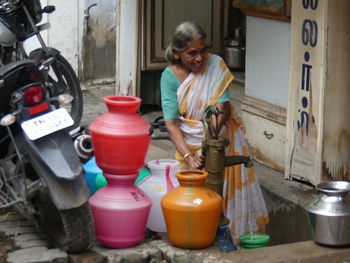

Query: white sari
left=175, top=54, right=269, bottom=245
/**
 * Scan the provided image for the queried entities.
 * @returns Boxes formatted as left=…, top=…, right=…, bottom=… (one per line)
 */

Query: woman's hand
left=185, top=149, right=205, bottom=170
left=166, top=119, right=206, bottom=170
left=184, top=155, right=197, bottom=170
left=194, top=149, right=205, bottom=169
left=215, top=102, right=230, bottom=126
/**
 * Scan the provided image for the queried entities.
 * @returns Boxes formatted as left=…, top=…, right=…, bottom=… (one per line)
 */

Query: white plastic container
left=137, top=159, right=179, bottom=233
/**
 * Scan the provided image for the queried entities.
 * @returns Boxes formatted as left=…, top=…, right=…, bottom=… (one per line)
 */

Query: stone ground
left=3, top=210, right=350, bottom=263
left=2, top=83, right=350, bottom=262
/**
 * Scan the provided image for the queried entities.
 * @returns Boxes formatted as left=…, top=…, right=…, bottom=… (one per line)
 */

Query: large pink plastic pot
left=89, top=173, right=152, bottom=248
left=89, top=95, right=151, bottom=175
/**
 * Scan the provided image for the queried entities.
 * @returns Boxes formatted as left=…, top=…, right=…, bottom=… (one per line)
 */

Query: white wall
left=24, top=0, right=80, bottom=74
left=245, top=16, right=291, bottom=108
left=24, top=0, right=116, bottom=80
left=116, top=0, right=139, bottom=96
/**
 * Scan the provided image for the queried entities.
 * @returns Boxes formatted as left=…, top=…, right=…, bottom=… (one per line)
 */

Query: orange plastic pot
left=161, top=170, right=222, bottom=249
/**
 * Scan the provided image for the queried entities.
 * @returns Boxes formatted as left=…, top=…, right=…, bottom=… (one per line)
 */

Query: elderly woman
left=160, top=21, right=269, bottom=245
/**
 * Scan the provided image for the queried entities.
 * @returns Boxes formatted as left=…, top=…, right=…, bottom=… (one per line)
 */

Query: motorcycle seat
left=0, top=59, right=36, bottom=78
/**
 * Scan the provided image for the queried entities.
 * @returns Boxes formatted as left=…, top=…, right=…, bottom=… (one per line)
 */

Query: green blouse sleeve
left=160, top=67, right=180, bottom=121
left=218, top=89, right=229, bottom=103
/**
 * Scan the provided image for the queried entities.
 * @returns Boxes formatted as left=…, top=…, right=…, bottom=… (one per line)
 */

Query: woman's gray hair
left=165, top=21, right=207, bottom=64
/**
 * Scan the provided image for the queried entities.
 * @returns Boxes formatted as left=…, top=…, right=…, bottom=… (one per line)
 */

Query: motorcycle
left=0, top=59, right=95, bottom=252
left=0, top=0, right=83, bottom=130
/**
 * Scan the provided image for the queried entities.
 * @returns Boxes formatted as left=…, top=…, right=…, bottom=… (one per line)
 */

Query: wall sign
left=285, top=0, right=325, bottom=185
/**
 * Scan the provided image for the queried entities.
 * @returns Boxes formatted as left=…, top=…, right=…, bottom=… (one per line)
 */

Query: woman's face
left=176, top=38, right=208, bottom=73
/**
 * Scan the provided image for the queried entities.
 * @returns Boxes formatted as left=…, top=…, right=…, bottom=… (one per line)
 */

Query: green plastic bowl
left=239, top=233, right=270, bottom=249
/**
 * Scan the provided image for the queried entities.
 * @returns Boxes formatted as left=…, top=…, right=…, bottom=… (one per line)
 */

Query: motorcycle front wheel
left=33, top=194, right=95, bottom=253
left=47, top=54, right=83, bottom=130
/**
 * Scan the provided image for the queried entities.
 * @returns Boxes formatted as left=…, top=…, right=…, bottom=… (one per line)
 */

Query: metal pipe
left=225, top=155, right=253, bottom=168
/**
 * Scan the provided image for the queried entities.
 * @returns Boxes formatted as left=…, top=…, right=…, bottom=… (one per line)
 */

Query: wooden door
left=141, top=0, right=226, bottom=70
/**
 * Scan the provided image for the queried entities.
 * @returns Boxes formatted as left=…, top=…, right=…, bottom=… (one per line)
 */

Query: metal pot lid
left=224, top=38, right=239, bottom=46
left=224, top=46, right=245, bottom=51
left=316, top=181, right=350, bottom=195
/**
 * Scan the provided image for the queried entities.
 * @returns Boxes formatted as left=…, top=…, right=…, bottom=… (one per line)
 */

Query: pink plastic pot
left=89, top=173, right=152, bottom=248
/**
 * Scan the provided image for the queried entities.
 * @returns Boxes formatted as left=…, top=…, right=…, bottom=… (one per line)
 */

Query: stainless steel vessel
left=223, top=46, right=245, bottom=70
left=223, top=27, right=245, bottom=70
left=305, top=181, right=350, bottom=246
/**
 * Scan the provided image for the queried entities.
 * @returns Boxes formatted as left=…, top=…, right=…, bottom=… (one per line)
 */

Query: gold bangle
left=183, top=152, right=192, bottom=159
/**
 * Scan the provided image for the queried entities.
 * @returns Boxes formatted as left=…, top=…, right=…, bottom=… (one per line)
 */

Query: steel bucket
left=305, top=181, right=350, bottom=246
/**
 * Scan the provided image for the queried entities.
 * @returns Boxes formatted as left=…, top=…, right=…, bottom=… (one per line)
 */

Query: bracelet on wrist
left=183, top=152, right=192, bottom=159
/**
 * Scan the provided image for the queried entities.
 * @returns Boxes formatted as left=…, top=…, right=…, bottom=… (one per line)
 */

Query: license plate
left=21, top=108, right=74, bottom=140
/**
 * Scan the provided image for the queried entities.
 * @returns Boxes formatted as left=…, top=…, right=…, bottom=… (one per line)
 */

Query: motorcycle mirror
left=0, top=114, right=16, bottom=126
left=58, top=94, right=73, bottom=105
left=39, top=5, right=56, bottom=14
